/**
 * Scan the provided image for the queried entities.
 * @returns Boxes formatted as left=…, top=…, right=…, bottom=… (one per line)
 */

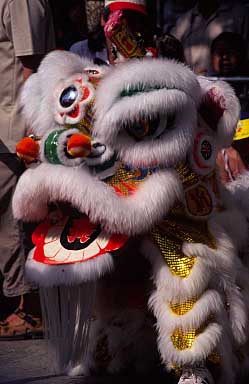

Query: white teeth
left=96, top=234, right=109, bottom=249
left=42, top=228, right=112, bottom=263
left=44, top=241, right=73, bottom=263
left=44, top=239, right=61, bottom=258
left=52, top=247, right=71, bottom=262
left=67, top=251, right=83, bottom=263
left=83, top=241, right=100, bottom=259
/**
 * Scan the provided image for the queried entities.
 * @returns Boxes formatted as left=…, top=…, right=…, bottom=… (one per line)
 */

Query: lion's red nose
left=67, top=133, right=91, bottom=158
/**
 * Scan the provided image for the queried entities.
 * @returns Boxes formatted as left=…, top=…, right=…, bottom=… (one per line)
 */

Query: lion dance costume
left=12, top=2, right=249, bottom=384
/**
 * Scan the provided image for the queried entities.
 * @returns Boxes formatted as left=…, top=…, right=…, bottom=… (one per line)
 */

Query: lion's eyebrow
left=120, top=83, right=170, bottom=97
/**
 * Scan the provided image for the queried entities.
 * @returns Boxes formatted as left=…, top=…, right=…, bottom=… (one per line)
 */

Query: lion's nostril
left=92, top=142, right=104, bottom=149
left=89, top=142, right=106, bottom=158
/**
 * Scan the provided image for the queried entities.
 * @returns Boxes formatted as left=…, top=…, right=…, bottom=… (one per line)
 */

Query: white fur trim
left=142, top=218, right=236, bottom=303
left=160, top=322, right=222, bottom=369
left=225, top=171, right=249, bottom=220
left=25, top=248, right=114, bottom=287
left=12, top=163, right=183, bottom=235
left=39, top=283, right=96, bottom=375
left=143, top=212, right=248, bottom=369
left=94, top=58, right=200, bottom=168
left=19, top=51, right=106, bottom=136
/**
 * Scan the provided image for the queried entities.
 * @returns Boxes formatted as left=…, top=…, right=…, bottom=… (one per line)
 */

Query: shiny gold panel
left=170, top=298, right=197, bottom=316
left=171, top=316, right=215, bottom=351
left=106, top=163, right=156, bottom=196
left=151, top=212, right=216, bottom=278
left=151, top=230, right=196, bottom=278
left=171, top=328, right=198, bottom=350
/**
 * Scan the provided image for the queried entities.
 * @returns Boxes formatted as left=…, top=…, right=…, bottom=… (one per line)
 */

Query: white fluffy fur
left=143, top=210, right=248, bottom=378
left=19, top=51, right=108, bottom=136
left=94, top=58, right=200, bottom=168
left=95, top=58, right=201, bottom=118
left=225, top=171, right=249, bottom=220
left=15, top=52, right=248, bottom=381
left=86, top=308, right=158, bottom=374
left=12, top=162, right=183, bottom=235
left=150, top=288, right=225, bottom=331
left=40, top=283, right=96, bottom=375
left=143, top=219, right=236, bottom=303
left=26, top=248, right=114, bottom=287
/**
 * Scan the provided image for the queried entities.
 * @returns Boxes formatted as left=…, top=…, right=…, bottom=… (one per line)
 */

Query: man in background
left=0, top=0, right=55, bottom=339
left=170, top=0, right=249, bottom=74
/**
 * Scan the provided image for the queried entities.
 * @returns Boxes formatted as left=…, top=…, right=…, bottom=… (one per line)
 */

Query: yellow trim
left=234, top=119, right=249, bottom=141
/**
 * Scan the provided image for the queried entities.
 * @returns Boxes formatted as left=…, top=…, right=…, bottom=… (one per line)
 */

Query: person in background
left=155, top=33, right=185, bottom=63
left=70, top=0, right=156, bottom=66
left=70, top=4, right=109, bottom=65
left=209, top=32, right=249, bottom=112
left=157, top=0, right=196, bottom=35
left=210, top=31, right=249, bottom=177
left=169, top=0, right=249, bottom=75
left=50, top=0, right=87, bottom=50
left=0, top=0, right=55, bottom=339
left=209, top=32, right=248, bottom=77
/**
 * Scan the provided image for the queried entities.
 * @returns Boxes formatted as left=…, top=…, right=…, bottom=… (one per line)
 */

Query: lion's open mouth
left=60, top=216, right=101, bottom=250
left=32, top=215, right=127, bottom=265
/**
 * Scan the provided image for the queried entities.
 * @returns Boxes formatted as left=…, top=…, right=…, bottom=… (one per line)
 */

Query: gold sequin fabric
left=171, top=328, right=199, bottom=350
left=151, top=217, right=215, bottom=278
left=175, top=162, right=223, bottom=217
left=150, top=162, right=220, bottom=362
left=151, top=228, right=196, bottom=278
left=171, top=317, right=214, bottom=351
left=170, top=298, right=197, bottom=316
left=151, top=161, right=217, bottom=278
left=106, top=163, right=158, bottom=196
left=176, top=163, right=199, bottom=190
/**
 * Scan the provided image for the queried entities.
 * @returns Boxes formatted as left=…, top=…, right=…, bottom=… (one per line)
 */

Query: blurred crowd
left=1, top=0, right=249, bottom=341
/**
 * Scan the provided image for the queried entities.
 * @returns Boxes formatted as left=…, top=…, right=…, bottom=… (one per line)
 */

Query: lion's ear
left=198, top=76, right=240, bottom=148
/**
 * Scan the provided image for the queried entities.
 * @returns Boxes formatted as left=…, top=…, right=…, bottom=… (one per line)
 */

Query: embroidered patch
left=191, top=131, right=217, bottom=176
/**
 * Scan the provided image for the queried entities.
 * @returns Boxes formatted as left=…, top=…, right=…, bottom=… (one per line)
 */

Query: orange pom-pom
left=16, top=137, right=40, bottom=163
left=67, top=133, right=91, bottom=158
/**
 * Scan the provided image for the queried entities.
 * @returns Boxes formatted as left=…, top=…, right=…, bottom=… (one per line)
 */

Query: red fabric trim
left=109, top=2, right=147, bottom=14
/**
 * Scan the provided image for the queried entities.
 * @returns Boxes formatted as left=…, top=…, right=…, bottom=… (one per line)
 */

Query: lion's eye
left=126, top=116, right=160, bottom=140
left=59, top=86, right=78, bottom=108
left=84, top=68, right=100, bottom=77
left=88, top=69, right=99, bottom=75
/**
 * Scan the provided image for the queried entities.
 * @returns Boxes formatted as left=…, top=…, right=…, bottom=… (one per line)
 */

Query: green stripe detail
left=44, top=130, right=66, bottom=164
left=120, top=83, right=166, bottom=98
